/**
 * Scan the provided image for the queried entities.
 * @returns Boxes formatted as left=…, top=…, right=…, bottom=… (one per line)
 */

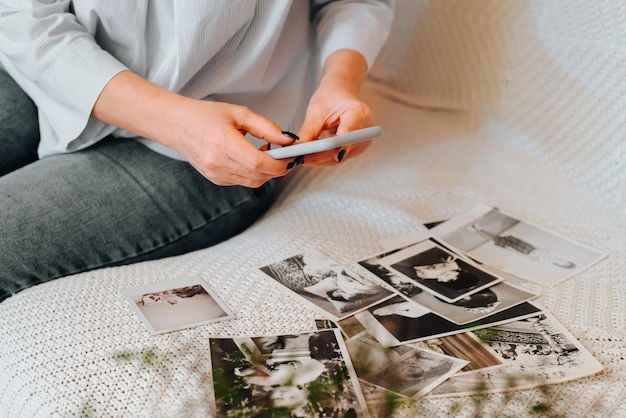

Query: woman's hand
left=297, top=49, right=375, bottom=166
left=92, top=71, right=295, bottom=188
left=165, top=98, right=294, bottom=187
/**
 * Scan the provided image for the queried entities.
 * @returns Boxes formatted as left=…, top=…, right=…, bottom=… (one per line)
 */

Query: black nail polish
left=281, top=131, right=299, bottom=141
left=287, top=160, right=296, bottom=170
left=337, top=149, right=346, bottom=162
left=294, top=155, right=305, bottom=166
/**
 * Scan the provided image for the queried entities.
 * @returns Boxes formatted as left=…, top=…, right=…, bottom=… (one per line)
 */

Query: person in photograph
left=264, top=252, right=391, bottom=314
left=303, top=269, right=392, bottom=313
left=235, top=334, right=326, bottom=417
left=141, top=293, right=164, bottom=307
left=159, top=290, right=184, bottom=305
left=411, top=255, right=480, bottom=289
left=466, top=223, right=576, bottom=269
left=359, top=258, right=423, bottom=297
left=0, top=1, right=394, bottom=303
left=448, top=288, right=501, bottom=314
left=390, top=249, right=489, bottom=301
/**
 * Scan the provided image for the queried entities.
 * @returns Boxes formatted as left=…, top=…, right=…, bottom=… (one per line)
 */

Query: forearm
left=319, top=49, right=368, bottom=96
left=91, top=70, right=186, bottom=148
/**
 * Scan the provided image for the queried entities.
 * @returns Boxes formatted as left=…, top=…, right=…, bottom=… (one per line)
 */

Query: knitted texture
left=1, top=1, right=625, bottom=417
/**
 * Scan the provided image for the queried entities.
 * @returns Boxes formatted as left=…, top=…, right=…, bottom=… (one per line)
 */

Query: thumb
left=297, top=110, right=325, bottom=142
left=334, top=111, right=364, bottom=136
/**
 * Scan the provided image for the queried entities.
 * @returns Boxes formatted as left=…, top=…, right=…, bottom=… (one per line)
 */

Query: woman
left=0, top=1, right=394, bottom=301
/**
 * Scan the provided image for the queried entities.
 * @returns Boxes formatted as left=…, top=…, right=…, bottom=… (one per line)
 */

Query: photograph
left=355, top=295, right=543, bottom=346
left=258, top=248, right=394, bottom=321
left=345, top=333, right=468, bottom=398
left=120, top=276, right=234, bottom=335
left=409, top=282, right=538, bottom=325
left=429, top=204, right=607, bottom=286
left=209, top=329, right=369, bottom=418
left=357, top=251, right=425, bottom=299
left=427, top=310, right=604, bottom=397
left=413, top=332, right=506, bottom=374
left=337, top=316, right=368, bottom=339
left=378, top=239, right=503, bottom=303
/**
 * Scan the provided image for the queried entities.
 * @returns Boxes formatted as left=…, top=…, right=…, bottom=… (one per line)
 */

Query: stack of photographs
left=256, top=204, right=606, bottom=409
left=121, top=203, right=606, bottom=416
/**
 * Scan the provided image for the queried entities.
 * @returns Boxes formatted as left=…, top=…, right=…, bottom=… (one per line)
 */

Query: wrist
left=320, top=49, right=368, bottom=96
left=92, top=70, right=189, bottom=148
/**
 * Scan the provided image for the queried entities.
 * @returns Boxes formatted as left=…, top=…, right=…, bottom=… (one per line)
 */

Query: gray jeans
left=0, top=70, right=280, bottom=302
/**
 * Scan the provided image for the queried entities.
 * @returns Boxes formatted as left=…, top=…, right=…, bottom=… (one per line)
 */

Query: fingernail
left=287, top=155, right=304, bottom=170
left=266, top=142, right=271, bottom=150
left=337, top=149, right=346, bottom=163
left=282, top=131, right=299, bottom=142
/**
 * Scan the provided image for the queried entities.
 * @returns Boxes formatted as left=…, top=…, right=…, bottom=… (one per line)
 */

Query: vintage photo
left=410, top=282, right=538, bottom=325
left=120, top=276, right=234, bottom=335
left=378, top=239, right=503, bottom=303
left=427, top=311, right=604, bottom=397
left=413, top=332, right=506, bottom=374
left=209, top=329, right=369, bottom=418
left=429, top=204, right=607, bottom=286
left=355, top=295, right=543, bottom=346
left=258, top=248, right=394, bottom=321
left=345, top=333, right=467, bottom=398
left=356, top=250, right=425, bottom=299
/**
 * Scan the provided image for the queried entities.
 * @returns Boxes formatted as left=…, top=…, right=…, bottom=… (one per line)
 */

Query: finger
left=231, top=105, right=294, bottom=147
left=297, top=105, right=328, bottom=142
left=195, top=157, right=282, bottom=188
left=220, top=128, right=292, bottom=176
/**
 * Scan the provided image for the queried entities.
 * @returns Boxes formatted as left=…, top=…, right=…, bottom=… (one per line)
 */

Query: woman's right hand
left=92, top=71, right=295, bottom=188
left=164, top=98, right=295, bottom=187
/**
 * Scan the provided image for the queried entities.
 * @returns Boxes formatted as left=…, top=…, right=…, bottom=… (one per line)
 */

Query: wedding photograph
left=430, top=205, right=607, bottom=286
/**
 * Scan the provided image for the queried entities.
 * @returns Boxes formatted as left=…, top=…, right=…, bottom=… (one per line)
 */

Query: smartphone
left=265, top=126, right=383, bottom=159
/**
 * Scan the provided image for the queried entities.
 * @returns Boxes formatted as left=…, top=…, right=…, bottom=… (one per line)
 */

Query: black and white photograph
left=209, top=329, right=369, bottom=418
left=378, top=239, right=503, bottom=303
left=410, top=282, right=538, bottom=325
left=345, top=333, right=467, bottom=398
left=413, top=332, right=507, bottom=374
left=258, top=248, right=394, bottom=321
left=427, top=310, right=605, bottom=397
left=355, top=295, right=543, bottom=346
left=429, top=204, right=607, bottom=287
left=120, top=276, right=234, bottom=335
left=357, top=250, right=425, bottom=299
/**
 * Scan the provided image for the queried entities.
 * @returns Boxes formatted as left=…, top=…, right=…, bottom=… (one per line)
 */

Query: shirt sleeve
left=311, top=0, right=394, bottom=69
left=0, top=1, right=128, bottom=155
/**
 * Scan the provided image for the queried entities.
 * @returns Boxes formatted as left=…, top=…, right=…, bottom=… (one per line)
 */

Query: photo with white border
left=120, top=276, right=234, bottom=335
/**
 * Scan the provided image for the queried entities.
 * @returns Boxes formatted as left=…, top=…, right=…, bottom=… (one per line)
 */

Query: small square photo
left=120, top=276, right=234, bottom=335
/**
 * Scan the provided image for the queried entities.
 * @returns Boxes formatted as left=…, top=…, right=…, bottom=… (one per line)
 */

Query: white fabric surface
left=1, top=1, right=625, bottom=417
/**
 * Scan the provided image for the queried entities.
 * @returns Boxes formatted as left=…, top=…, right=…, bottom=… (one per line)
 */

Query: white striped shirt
left=0, top=0, right=393, bottom=160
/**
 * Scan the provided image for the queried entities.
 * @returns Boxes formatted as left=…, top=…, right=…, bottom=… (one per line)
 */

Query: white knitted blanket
left=1, top=1, right=625, bottom=417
